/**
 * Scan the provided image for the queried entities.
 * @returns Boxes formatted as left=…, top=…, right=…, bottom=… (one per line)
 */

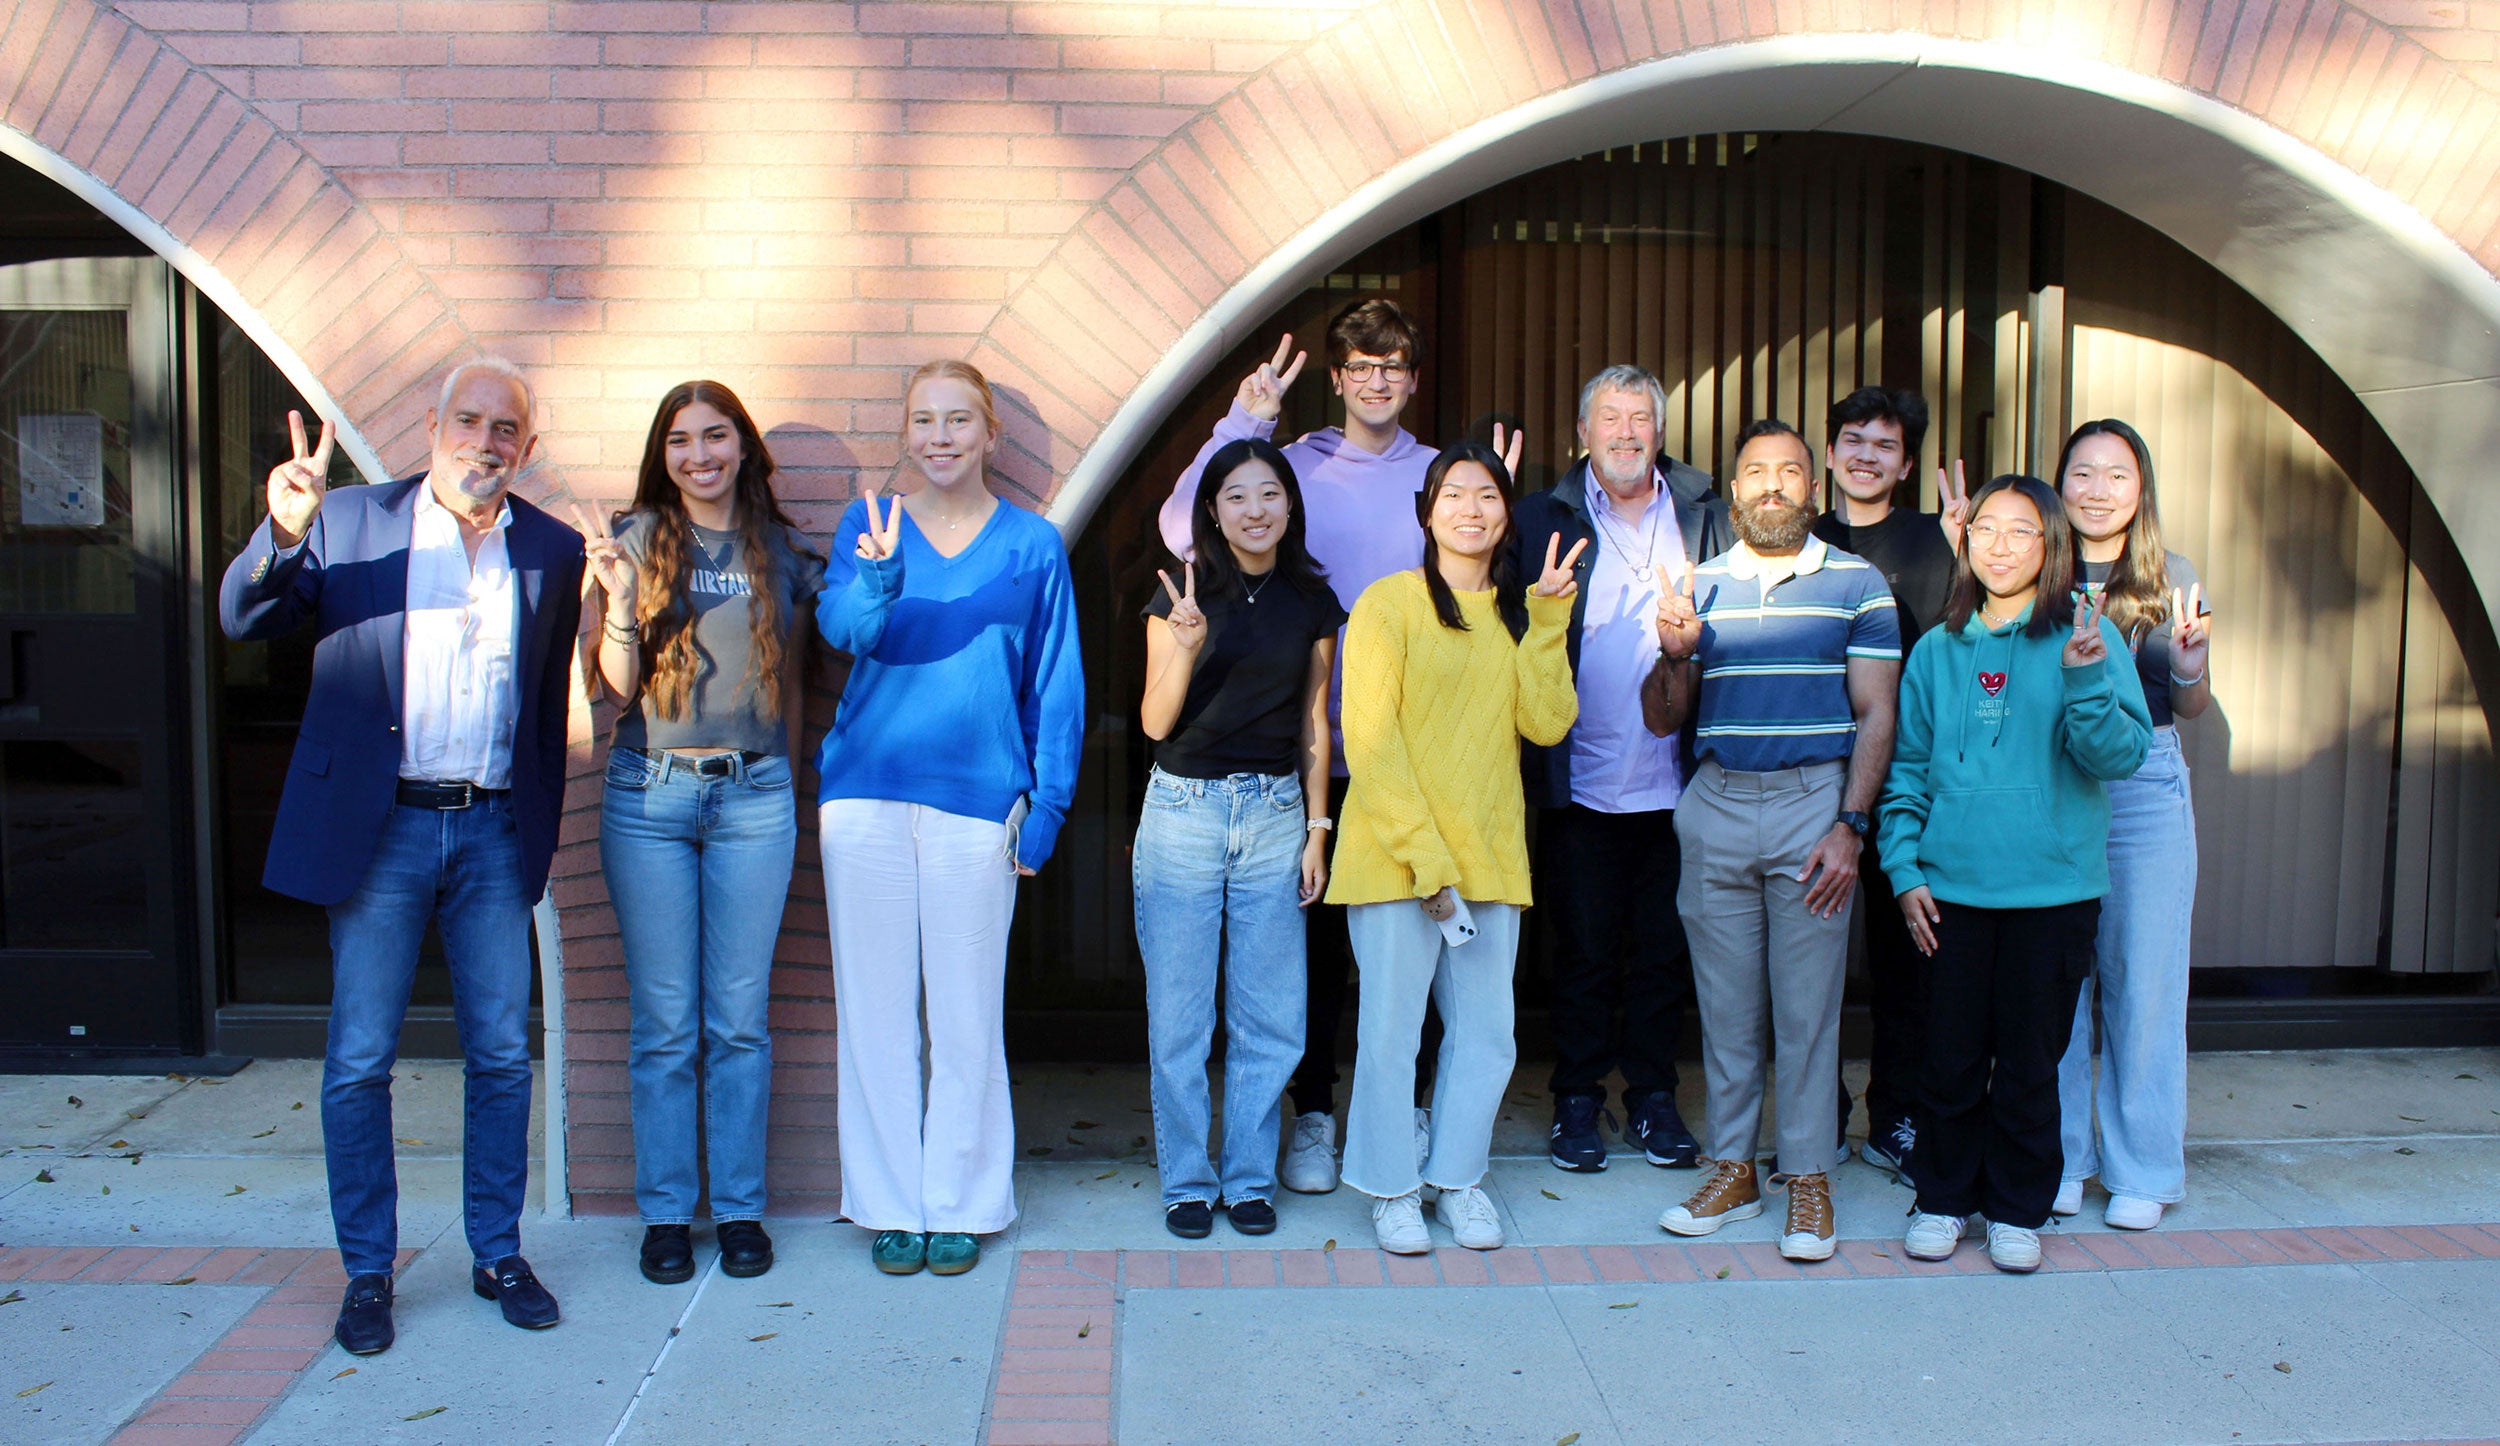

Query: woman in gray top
left=580, top=380, right=825, bottom=1285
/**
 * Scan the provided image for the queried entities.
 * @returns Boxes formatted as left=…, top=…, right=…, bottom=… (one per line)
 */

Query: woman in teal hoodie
left=1878, top=474, right=2151, bottom=1274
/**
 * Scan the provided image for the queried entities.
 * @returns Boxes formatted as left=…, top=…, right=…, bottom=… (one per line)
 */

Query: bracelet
left=601, top=617, right=639, bottom=644
left=2169, top=667, right=2206, bottom=687
left=1306, top=818, right=1333, bottom=832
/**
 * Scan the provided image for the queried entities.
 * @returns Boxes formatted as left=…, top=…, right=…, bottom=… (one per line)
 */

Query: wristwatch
left=1838, top=810, right=1870, bottom=836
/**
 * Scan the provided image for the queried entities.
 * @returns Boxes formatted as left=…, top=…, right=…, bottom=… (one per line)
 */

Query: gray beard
left=1733, top=495, right=1814, bottom=551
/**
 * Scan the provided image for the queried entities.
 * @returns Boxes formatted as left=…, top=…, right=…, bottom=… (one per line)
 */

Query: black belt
left=396, top=779, right=509, bottom=810
left=680, top=750, right=767, bottom=778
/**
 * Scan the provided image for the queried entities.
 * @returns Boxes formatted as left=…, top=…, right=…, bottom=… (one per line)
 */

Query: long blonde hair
left=2058, top=418, right=2171, bottom=640
left=626, top=381, right=810, bottom=721
left=899, top=359, right=999, bottom=473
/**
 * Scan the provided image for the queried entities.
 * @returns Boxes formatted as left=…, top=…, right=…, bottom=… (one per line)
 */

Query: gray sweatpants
left=1674, top=758, right=1853, bottom=1176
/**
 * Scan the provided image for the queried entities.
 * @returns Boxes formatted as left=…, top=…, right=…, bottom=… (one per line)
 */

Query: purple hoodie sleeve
left=1155, top=400, right=1278, bottom=559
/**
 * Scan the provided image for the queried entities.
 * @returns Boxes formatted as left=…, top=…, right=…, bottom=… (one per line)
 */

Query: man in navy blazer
left=220, top=359, right=585, bottom=1356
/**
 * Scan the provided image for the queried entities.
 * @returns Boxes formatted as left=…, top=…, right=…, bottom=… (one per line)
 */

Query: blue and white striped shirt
left=1691, top=536, right=1899, bottom=772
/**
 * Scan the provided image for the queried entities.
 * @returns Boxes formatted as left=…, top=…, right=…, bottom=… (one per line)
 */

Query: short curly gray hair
left=1576, top=364, right=1668, bottom=430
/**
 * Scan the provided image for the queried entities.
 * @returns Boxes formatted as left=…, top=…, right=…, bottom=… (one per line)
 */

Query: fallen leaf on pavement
left=0, top=1291, right=22, bottom=1306
left=2398, top=1115, right=2427, bottom=1122
left=251, top=1129, right=276, bottom=1139
left=225, top=1185, right=246, bottom=1196
left=332, top=1368, right=357, bottom=1380
left=1540, top=1189, right=1561, bottom=1200
left=1607, top=1302, right=1637, bottom=1310
left=1558, top=1434, right=1581, bottom=1445
left=748, top=1333, right=777, bottom=1342
left=99, top=1185, right=109, bottom=1195
left=764, top=1302, right=794, bottom=1308
left=169, top=1277, right=195, bottom=1286
left=1323, top=1239, right=1336, bottom=1252
left=2273, top=1361, right=2292, bottom=1374
left=2458, top=1073, right=2479, bottom=1081
left=1073, top=1120, right=1099, bottom=1129
left=17, top=1381, right=52, bottom=1398
left=1714, top=1267, right=1730, bottom=1279
left=2395, top=1147, right=2417, bottom=1155
left=32, top=1169, right=52, bottom=1183
left=1078, top=1321, right=1091, bottom=1338
left=395, top=1138, right=425, bottom=1146
left=1095, top=1170, right=1116, bottom=1180
left=290, top=1102, right=302, bottom=1110
left=405, top=1406, right=446, bottom=1420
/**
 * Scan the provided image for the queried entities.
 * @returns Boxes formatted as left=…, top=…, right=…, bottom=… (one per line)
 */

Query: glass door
left=0, top=256, right=192, bottom=1054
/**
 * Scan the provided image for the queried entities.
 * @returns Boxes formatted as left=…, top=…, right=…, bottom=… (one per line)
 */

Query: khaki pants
left=1674, top=759, right=1853, bottom=1176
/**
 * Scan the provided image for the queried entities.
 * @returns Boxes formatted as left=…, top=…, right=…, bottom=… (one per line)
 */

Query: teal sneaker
left=871, top=1230, right=927, bottom=1275
left=924, top=1232, right=980, bottom=1276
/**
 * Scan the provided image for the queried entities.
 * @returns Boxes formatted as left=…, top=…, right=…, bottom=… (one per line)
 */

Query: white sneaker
left=1434, top=1185, right=1504, bottom=1250
left=1281, top=1112, right=1338, bottom=1195
left=2051, top=1179, right=2084, bottom=1217
left=1985, top=1220, right=2043, bottom=1273
left=1903, top=1211, right=1968, bottom=1260
left=2103, top=1195, right=2165, bottom=1231
left=1372, top=1190, right=1430, bottom=1254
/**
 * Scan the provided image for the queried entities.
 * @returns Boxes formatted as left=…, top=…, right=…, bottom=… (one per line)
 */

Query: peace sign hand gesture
left=1157, top=561, right=1206, bottom=653
left=1236, top=334, right=1307, bottom=424
left=2169, top=582, right=2209, bottom=679
left=855, top=484, right=904, bottom=561
left=1530, top=534, right=1588, bottom=599
left=267, top=409, right=333, bottom=548
left=1655, top=561, right=1701, bottom=659
left=1937, top=459, right=1970, bottom=553
left=2065, top=585, right=2111, bottom=668
left=1490, top=422, right=1526, bottom=482
left=569, top=502, right=637, bottom=615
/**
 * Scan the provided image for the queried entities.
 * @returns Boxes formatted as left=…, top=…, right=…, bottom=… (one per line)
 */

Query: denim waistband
left=1147, top=764, right=1299, bottom=799
left=613, top=745, right=777, bottom=784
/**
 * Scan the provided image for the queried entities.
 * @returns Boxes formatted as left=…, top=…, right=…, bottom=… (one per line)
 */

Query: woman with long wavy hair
left=580, top=380, right=824, bottom=1286
left=2050, top=419, right=2213, bottom=1232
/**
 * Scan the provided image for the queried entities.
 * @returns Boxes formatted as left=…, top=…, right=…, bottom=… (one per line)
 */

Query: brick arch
left=973, top=5, right=2500, bottom=635
left=0, top=0, right=491, bottom=483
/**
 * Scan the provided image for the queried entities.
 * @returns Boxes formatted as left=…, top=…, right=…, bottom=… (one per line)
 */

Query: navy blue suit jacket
left=219, top=479, right=587, bottom=907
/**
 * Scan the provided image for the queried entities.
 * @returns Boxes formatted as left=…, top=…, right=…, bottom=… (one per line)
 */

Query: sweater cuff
left=1884, top=861, right=1928, bottom=896
left=1524, top=590, right=1574, bottom=631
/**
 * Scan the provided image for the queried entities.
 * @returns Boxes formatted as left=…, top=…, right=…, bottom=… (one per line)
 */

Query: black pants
left=1856, top=834, right=1924, bottom=1135
left=1540, top=804, right=1688, bottom=1102
left=1913, top=898, right=2099, bottom=1229
left=1289, top=776, right=1438, bottom=1115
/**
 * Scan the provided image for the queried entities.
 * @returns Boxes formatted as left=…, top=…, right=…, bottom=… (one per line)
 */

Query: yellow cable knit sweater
left=1325, top=572, right=1578, bottom=907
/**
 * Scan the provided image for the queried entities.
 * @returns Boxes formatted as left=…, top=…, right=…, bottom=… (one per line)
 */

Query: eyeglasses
left=1337, top=360, right=1411, bottom=383
left=1967, top=521, right=2044, bottom=549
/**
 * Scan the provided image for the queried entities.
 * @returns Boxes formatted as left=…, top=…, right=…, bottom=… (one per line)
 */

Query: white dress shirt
left=400, top=480, right=518, bottom=788
left=1567, top=467, right=1687, bottom=813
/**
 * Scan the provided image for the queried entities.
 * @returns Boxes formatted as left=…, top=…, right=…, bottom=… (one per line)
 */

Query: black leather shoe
left=717, top=1220, right=773, bottom=1278
left=335, top=1273, right=395, bottom=1355
left=472, top=1255, right=560, bottom=1329
left=1225, top=1198, right=1277, bottom=1235
left=1164, top=1200, right=1213, bottom=1239
left=640, top=1225, right=695, bottom=1285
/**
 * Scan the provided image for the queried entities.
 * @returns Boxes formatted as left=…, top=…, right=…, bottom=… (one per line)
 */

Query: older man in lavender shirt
left=1155, top=299, right=1438, bottom=1195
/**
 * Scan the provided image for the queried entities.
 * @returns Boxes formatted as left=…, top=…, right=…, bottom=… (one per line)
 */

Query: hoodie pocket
left=1923, top=786, right=2077, bottom=892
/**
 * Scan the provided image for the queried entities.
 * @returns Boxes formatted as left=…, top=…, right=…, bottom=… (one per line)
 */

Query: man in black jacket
left=1509, top=364, right=1732, bottom=1173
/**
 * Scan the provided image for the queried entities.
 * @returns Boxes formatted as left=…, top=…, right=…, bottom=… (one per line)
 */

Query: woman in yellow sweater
left=1329, top=437, right=1583, bottom=1253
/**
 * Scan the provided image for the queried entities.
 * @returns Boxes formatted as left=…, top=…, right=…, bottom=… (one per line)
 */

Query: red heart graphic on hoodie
left=1978, top=671, right=2008, bottom=697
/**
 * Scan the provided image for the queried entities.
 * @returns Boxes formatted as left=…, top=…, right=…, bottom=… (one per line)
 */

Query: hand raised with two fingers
left=854, top=484, right=905, bottom=561
left=1489, top=422, right=1526, bottom=482
left=266, top=409, right=333, bottom=548
left=1529, top=534, right=1589, bottom=599
left=1654, top=561, right=1701, bottom=659
left=2169, top=581, right=2210, bottom=680
left=2064, top=584, right=2112, bottom=668
left=569, top=501, right=637, bottom=615
left=1236, top=334, right=1307, bottom=424
left=1155, top=561, right=1207, bottom=653
left=1936, top=459, right=1970, bottom=554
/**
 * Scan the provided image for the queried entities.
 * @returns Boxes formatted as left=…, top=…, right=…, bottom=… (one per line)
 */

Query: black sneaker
left=717, top=1219, right=773, bottom=1278
left=1862, top=1116, right=1917, bottom=1187
left=1548, top=1093, right=1610, bottom=1172
left=1164, top=1200, right=1214, bottom=1239
left=1225, top=1198, right=1277, bottom=1235
left=639, top=1224, right=695, bottom=1285
left=334, top=1272, right=394, bottom=1355
left=1624, top=1089, right=1700, bottom=1168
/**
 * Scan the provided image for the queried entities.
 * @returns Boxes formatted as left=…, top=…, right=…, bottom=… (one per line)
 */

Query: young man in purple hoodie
left=1156, top=299, right=1438, bottom=1195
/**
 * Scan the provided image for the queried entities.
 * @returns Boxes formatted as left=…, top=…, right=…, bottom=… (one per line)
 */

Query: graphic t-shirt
left=612, top=514, right=826, bottom=756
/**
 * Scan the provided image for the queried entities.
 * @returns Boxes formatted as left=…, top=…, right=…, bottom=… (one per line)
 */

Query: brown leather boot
left=1778, top=1172, right=1836, bottom=1261
left=1656, top=1158, right=1762, bottom=1236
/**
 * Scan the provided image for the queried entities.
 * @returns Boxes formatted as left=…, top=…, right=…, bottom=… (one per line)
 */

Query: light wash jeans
left=601, top=748, right=797, bottom=1225
left=325, top=795, right=535, bottom=1276
left=1132, top=767, right=1309, bottom=1209
left=1341, top=898, right=1522, bottom=1200
left=2059, top=726, right=2197, bottom=1203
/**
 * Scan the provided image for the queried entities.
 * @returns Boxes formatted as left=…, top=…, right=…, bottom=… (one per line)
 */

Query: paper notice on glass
left=18, top=413, right=105, bottom=527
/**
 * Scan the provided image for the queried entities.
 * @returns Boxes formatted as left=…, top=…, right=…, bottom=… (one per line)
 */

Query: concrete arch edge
left=1042, top=33, right=2500, bottom=637
left=0, top=124, right=392, bottom=486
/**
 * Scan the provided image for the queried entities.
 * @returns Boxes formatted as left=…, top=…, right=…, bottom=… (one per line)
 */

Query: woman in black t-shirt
left=1135, top=437, right=1344, bottom=1240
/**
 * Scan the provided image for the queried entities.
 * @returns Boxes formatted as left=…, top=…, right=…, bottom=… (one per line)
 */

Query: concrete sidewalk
left=4, top=1049, right=2498, bottom=1445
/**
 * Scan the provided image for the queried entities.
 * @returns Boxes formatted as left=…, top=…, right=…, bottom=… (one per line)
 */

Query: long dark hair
left=2056, top=418, right=2170, bottom=639
left=625, top=380, right=814, bottom=720
left=1414, top=440, right=1526, bottom=640
left=1942, top=474, right=2079, bottom=639
left=1187, top=437, right=1330, bottom=604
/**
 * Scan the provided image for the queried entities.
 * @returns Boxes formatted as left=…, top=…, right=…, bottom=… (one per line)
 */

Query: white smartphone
left=1438, top=894, right=1478, bottom=948
left=1004, top=796, right=1029, bottom=867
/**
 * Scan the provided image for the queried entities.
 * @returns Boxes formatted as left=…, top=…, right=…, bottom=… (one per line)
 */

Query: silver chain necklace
left=1241, top=571, right=1274, bottom=604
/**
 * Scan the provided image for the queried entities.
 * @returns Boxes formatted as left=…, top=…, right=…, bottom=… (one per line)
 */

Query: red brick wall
left=5, top=0, right=2497, bottom=1213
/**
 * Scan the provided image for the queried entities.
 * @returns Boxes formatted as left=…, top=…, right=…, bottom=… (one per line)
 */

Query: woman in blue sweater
left=1878, top=475, right=2151, bottom=1274
left=815, top=360, right=1085, bottom=1278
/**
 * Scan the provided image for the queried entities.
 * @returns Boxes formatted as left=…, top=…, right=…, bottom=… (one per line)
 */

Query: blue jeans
left=1133, top=767, right=1309, bottom=1209
left=324, top=796, right=537, bottom=1277
left=1342, top=898, right=1522, bottom=1199
left=2059, top=726, right=2197, bottom=1203
left=601, top=748, right=797, bottom=1224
